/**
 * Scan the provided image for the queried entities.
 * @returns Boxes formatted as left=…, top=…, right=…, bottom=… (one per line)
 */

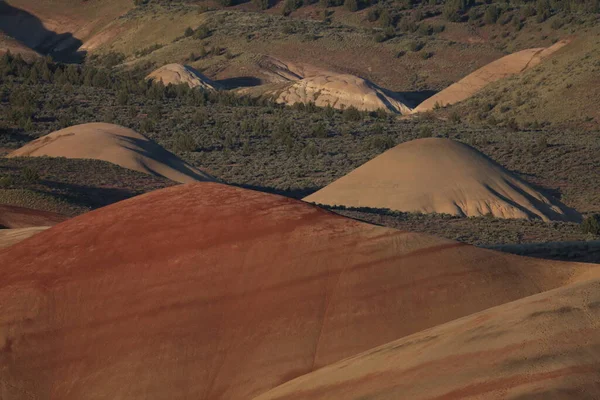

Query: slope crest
left=8, top=122, right=214, bottom=184
left=304, top=138, right=579, bottom=222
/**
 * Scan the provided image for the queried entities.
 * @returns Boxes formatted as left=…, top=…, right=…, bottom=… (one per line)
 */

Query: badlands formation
left=414, top=40, right=569, bottom=112
left=275, top=73, right=413, bottom=113
left=146, top=63, right=221, bottom=91
left=9, top=123, right=214, bottom=184
left=256, top=277, right=600, bottom=400
left=250, top=57, right=413, bottom=113
left=305, top=138, right=579, bottom=221
left=0, top=183, right=594, bottom=400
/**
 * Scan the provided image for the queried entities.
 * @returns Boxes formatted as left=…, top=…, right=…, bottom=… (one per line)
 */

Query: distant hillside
left=452, top=29, right=600, bottom=129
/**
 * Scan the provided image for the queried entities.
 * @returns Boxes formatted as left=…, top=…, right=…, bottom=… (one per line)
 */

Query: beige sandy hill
left=0, top=182, right=596, bottom=400
left=256, top=277, right=600, bottom=400
left=0, top=226, right=49, bottom=249
left=274, top=73, right=413, bottom=113
left=249, top=56, right=412, bottom=113
left=304, top=138, right=579, bottom=222
left=146, top=63, right=221, bottom=91
left=8, top=123, right=214, bottom=184
left=413, top=40, right=569, bottom=113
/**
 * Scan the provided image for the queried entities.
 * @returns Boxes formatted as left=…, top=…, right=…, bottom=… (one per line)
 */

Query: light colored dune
left=274, top=73, right=413, bottom=113
left=255, top=277, right=600, bottom=400
left=0, top=204, right=67, bottom=228
left=304, top=138, right=579, bottom=221
left=251, top=56, right=412, bottom=113
left=0, top=226, right=49, bottom=249
left=146, top=63, right=221, bottom=90
left=413, top=40, right=569, bottom=113
left=0, top=182, right=594, bottom=400
left=8, top=123, right=214, bottom=184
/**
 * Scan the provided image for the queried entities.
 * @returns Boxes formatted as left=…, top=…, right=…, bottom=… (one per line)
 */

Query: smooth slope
left=0, top=226, right=49, bottom=250
left=146, top=64, right=221, bottom=90
left=0, top=205, right=67, bottom=228
left=413, top=40, right=569, bottom=113
left=8, top=123, right=214, bottom=184
left=256, top=277, right=600, bottom=400
left=0, top=182, right=595, bottom=400
left=304, top=138, right=579, bottom=221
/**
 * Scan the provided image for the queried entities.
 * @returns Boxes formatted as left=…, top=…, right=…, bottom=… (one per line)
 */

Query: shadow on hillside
left=0, top=1, right=85, bottom=62
left=232, top=183, right=320, bottom=200
left=38, top=180, right=148, bottom=210
left=216, top=76, right=263, bottom=90
left=401, top=90, right=438, bottom=108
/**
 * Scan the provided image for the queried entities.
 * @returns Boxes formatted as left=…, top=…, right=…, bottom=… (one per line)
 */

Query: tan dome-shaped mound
left=275, top=73, right=412, bottom=113
left=146, top=63, right=221, bottom=91
left=0, top=182, right=594, bottom=400
left=256, top=277, right=600, bottom=400
left=0, top=204, right=67, bottom=228
left=413, top=40, right=569, bottom=113
left=304, top=138, right=579, bottom=221
left=8, top=123, right=214, bottom=184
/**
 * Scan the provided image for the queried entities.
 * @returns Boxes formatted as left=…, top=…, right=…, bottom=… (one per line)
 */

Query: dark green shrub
left=484, top=5, right=500, bottom=24
left=582, top=214, right=600, bottom=235
left=408, top=41, right=424, bottom=52
left=174, top=133, right=197, bottom=152
left=22, top=167, right=40, bottom=184
left=345, top=0, right=358, bottom=11
left=343, top=106, right=362, bottom=122
left=194, top=25, right=211, bottom=39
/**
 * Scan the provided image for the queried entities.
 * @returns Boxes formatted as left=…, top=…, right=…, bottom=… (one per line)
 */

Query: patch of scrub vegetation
left=0, top=157, right=173, bottom=215
left=1, top=52, right=599, bottom=244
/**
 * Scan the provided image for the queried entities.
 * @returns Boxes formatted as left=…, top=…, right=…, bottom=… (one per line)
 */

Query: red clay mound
left=256, top=277, right=600, bottom=400
left=0, top=204, right=67, bottom=228
left=0, top=183, right=595, bottom=399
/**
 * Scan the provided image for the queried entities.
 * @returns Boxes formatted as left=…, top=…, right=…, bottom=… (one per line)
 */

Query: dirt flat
left=414, top=40, right=569, bottom=113
left=0, top=204, right=67, bottom=228
left=9, top=123, right=214, bottom=184
left=0, top=182, right=595, bottom=399
left=304, top=138, right=579, bottom=221
left=255, top=277, right=600, bottom=400
left=146, top=64, right=221, bottom=90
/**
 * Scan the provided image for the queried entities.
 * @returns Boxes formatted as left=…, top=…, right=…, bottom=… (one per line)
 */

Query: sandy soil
left=304, top=138, right=580, bottom=221
left=9, top=123, right=215, bottom=184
